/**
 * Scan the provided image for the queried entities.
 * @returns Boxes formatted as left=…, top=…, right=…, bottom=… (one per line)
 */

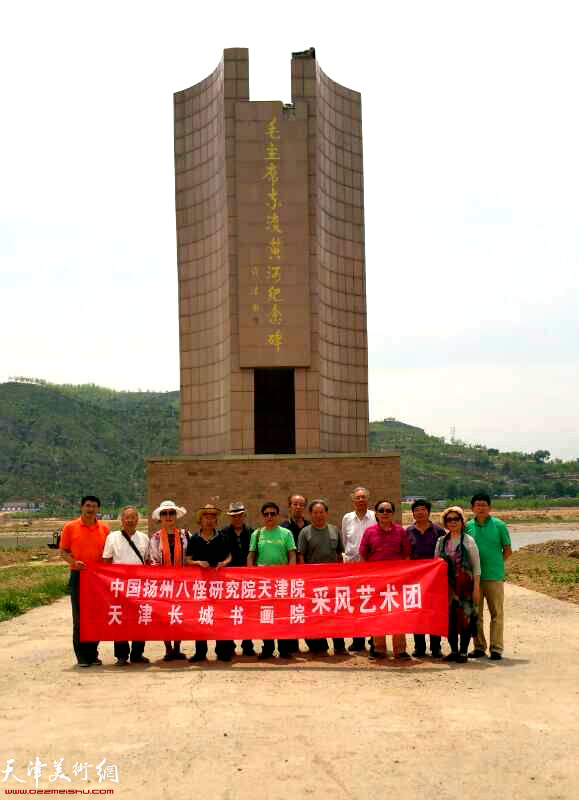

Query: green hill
left=0, top=381, right=577, bottom=513
left=369, top=418, right=579, bottom=500
left=0, top=381, right=178, bottom=512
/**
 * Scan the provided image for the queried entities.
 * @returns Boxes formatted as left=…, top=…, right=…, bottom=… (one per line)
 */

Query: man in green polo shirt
left=466, top=492, right=512, bottom=660
left=247, top=501, right=296, bottom=660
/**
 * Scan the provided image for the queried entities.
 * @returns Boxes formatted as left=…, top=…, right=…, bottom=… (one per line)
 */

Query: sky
left=1, top=1, right=578, bottom=459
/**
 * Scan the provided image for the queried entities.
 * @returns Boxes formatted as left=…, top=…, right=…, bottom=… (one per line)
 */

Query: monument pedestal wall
left=148, top=452, right=401, bottom=531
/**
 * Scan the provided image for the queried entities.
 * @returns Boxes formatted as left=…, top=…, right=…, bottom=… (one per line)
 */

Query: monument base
left=147, top=452, right=400, bottom=531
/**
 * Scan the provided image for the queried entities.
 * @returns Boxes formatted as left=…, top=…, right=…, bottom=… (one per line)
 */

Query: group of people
left=59, top=489, right=511, bottom=667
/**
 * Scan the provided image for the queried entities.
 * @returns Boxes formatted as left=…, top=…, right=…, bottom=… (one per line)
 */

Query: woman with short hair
left=435, top=506, right=481, bottom=663
left=359, top=500, right=411, bottom=660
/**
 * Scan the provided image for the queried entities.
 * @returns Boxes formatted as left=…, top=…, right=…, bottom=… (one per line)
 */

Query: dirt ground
left=1, top=583, right=578, bottom=800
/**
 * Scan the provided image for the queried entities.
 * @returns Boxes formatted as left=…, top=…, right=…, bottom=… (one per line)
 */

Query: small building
left=0, top=500, right=42, bottom=513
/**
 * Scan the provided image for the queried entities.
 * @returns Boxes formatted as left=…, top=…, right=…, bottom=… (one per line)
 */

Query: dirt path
left=1, top=583, right=577, bottom=800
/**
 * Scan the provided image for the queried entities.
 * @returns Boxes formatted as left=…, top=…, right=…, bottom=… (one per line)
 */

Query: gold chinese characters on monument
left=236, top=101, right=310, bottom=368
left=264, top=116, right=283, bottom=352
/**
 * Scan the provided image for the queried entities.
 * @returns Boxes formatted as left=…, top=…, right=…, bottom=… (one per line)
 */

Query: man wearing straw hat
left=150, top=499, right=190, bottom=661
left=186, top=503, right=233, bottom=662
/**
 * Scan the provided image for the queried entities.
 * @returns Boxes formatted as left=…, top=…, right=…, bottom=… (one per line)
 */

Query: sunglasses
left=377, top=508, right=393, bottom=514
left=446, top=516, right=462, bottom=522
left=160, top=510, right=177, bottom=517
left=262, top=511, right=277, bottom=517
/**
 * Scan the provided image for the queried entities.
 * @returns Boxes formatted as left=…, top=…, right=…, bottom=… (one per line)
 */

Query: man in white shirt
left=103, top=506, right=150, bottom=665
left=341, top=487, right=376, bottom=652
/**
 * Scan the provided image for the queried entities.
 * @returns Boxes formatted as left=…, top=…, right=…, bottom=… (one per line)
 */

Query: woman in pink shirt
left=359, top=500, right=411, bottom=660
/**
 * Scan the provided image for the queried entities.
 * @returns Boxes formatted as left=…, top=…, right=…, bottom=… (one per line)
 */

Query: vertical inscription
left=264, top=116, right=283, bottom=353
left=236, top=101, right=310, bottom=368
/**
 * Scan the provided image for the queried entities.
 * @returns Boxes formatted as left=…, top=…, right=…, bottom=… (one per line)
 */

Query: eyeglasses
left=160, top=510, right=176, bottom=517
left=446, top=516, right=462, bottom=522
left=377, top=508, right=393, bottom=514
left=263, top=511, right=277, bottom=517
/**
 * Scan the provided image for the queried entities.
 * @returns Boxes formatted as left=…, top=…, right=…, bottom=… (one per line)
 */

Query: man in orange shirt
left=60, top=495, right=109, bottom=667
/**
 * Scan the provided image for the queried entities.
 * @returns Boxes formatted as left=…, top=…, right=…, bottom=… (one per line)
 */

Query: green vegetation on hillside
left=0, top=380, right=178, bottom=512
left=0, top=381, right=577, bottom=513
left=370, top=418, right=579, bottom=500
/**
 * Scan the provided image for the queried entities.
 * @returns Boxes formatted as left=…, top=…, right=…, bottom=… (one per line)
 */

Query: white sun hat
left=151, top=499, right=187, bottom=521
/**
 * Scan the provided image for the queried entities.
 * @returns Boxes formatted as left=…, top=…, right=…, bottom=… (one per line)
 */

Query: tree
left=533, top=450, right=551, bottom=463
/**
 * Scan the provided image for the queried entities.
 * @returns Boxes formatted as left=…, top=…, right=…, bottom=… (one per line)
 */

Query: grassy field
left=506, top=541, right=579, bottom=604
left=0, top=562, right=69, bottom=621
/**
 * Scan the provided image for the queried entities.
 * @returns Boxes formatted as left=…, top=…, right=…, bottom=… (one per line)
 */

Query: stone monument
left=148, top=47, right=400, bottom=526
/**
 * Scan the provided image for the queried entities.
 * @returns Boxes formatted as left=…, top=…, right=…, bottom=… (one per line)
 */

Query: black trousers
left=350, top=637, right=367, bottom=650
left=219, top=640, right=255, bottom=654
left=413, top=633, right=442, bottom=654
left=306, top=638, right=345, bottom=652
left=114, top=641, right=145, bottom=661
left=447, top=602, right=471, bottom=654
left=69, top=571, right=99, bottom=664
left=194, top=640, right=233, bottom=658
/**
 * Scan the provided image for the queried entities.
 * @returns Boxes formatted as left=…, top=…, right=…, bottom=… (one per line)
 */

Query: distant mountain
left=0, top=382, right=576, bottom=512
left=369, top=417, right=578, bottom=499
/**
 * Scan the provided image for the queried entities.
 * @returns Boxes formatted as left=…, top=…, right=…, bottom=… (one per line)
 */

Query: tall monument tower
left=148, top=48, right=399, bottom=529
left=174, top=47, right=368, bottom=457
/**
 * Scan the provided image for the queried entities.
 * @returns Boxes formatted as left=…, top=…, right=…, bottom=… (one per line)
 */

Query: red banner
left=80, top=560, right=449, bottom=641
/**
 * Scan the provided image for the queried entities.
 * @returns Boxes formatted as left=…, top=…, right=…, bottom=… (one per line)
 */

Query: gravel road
left=1, top=583, right=577, bottom=800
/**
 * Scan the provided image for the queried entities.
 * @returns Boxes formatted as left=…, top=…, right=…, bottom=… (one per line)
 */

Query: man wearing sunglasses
left=247, top=502, right=296, bottom=660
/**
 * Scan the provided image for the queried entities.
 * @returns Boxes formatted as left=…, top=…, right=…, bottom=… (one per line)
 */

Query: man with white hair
left=103, top=506, right=150, bottom=665
left=341, top=486, right=375, bottom=652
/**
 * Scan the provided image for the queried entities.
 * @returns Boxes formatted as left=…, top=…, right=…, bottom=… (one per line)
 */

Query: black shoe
left=217, top=653, right=232, bottom=662
left=430, top=649, right=443, bottom=659
left=490, top=651, right=502, bottom=660
left=77, top=661, right=91, bottom=668
left=333, top=647, right=347, bottom=655
left=91, top=658, right=103, bottom=666
left=163, top=652, right=174, bottom=662
left=396, top=652, right=411, bottom=660
left=412, top=650, right=426, bottom=657
left=130, top=655, right=150, bottom=664
left=443, top=652, right=458, bottom=662
left=172, top=651, right=187, bottom=660
left=188, top=652, right=206, bottom=663
left=278, top=651, right=293, bottom=659
left=456, top=654, right=468, bottom=663
left=348, top=643, right=366, bottom=653
left=368, top=651, right=386, bottom=660
left=241, top=647, right=256, bottom=657
left=468, top=649, right=486, bottom=658
left=115, top=658, right=129, bottom=666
